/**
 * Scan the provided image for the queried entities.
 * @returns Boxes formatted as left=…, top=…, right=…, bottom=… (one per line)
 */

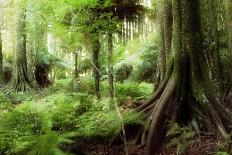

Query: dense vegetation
left=0, top=0, right=232, bottom=154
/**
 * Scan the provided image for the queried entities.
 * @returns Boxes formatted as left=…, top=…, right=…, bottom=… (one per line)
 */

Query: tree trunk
left=163, top=0, right=173, bottom=57
left=157, top=0, right=166, bottom=80
left=139, top=0, right=232, bottom=154
left=208, top=0, right=224, bottom=93
left=108, top=32, right=114, bottom=98
left=74, top=51, right=79, bottom=79
left=224, top=0, right=232, bottom=103
left=4, top=7, right=32, bottom=93
left=145, top=0, right=182, bottom=153
left=157, top=0, right=173, bottom=81
left=92, top=35, right=101, bottom=99
left=226, top=0, right=232, bottom=76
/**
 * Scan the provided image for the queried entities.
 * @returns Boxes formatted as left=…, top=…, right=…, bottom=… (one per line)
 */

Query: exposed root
left=145, top=76, right=178, bottom=155
left=137, top=61, right=232, bottom=155
left=2, top=77, right=33, bottom=95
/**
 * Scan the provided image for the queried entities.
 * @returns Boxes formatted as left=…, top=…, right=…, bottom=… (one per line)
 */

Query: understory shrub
left=0, top=86, right=147, bottom=154
left=75, top=110, right=144, bottom=138
left=51, top=93, right=93, bottom=131
left=115, top=82, right=152, bottom=104
left=0, top=101, right=74, bottom=155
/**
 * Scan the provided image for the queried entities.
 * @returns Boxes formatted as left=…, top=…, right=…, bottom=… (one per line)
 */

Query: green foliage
left=75, top=111, right=144, bottom=138
left=115, top=82, right=153, bottom=103
left=215, top=152, right=230, bottom=155
left=6, top=92, right=36, bottom=104
left=0, top=93, right=11, bottom=104
left=27, top=132, right=71, bottom=155
left=166, top=122, right=196, bottom=154
left=0, top=87, right=147, bottom=154
left=50, top=93, right=93, bottom=131
left=130, top=61, right=155, bottom=82
left=51, top=78, right=75, bottom=92
left=0, top=102, right=52, bottom=154
left=66, top=0, right=98, bottom=8
left=78, top=77, right=96, bottom=94
left=114, top=62, right=133, bottom=82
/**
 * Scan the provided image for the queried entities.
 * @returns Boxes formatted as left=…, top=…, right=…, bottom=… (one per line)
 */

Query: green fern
left=166, top=122, right=196, bottom=154
left=0, top=102, right=74, bottom=155
left=75, top=110, right=144, bottom=138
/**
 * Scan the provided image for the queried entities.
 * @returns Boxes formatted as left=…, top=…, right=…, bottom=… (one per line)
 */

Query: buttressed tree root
left=135, top=0, right=232, bottom=154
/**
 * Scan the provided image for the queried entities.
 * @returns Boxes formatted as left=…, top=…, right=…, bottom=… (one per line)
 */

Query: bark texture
left=208, top=0, right=224, bottom=93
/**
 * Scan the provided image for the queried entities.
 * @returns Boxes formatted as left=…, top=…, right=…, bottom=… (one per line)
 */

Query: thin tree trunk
left=108, top=32, right=114, bottom=98
left=92, top=36, right=100, bottom=99
left=74, top=51, right=79, bottom=79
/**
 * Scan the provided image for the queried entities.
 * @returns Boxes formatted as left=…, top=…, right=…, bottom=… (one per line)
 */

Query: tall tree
left=4, top=1, right=32, bottom=92
left=108, top=32, right=114, bottom=98
left=91, top=34, right=101, bottom=99
left=163, top=0, right=173, bottom=58
left=156, top=0, right=173, bottom=82
left=136, top=0, right=232, bottom=154
left=157, top=0, right=166, bottom=80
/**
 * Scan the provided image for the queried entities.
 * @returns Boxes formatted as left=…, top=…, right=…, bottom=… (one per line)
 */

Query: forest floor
left=77, top=131, right=220, bottom=155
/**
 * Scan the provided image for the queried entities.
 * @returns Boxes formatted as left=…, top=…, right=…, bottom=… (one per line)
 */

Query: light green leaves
left=65, top=0, right=98, bottom=8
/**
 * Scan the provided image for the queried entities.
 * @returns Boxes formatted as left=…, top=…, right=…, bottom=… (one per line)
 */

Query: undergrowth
left=0, top=79, right=146, bottom=154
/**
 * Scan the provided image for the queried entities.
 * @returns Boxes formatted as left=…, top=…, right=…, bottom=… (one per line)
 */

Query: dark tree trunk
left=4, top=7, right=32, bottom=93
left=92, top=36, right=101, bottom=99
left=224, top=0, right=232, bottom=104
left=108, top=32, right=114, bottom=98
left=208, top=0, right=224, bottom=93
left=74, top=51, right=79, bottom=79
